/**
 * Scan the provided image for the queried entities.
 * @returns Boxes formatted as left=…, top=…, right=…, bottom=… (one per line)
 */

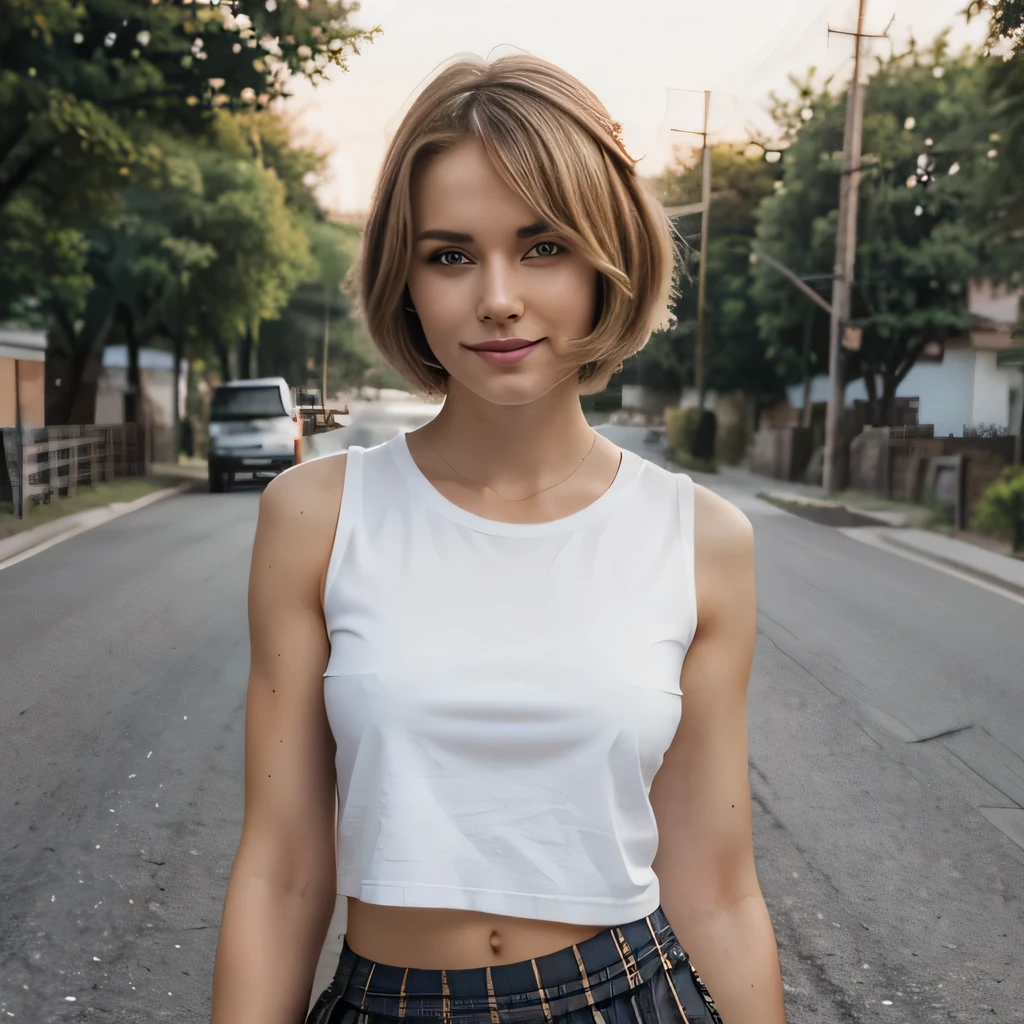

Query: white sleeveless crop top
left=322, top=432, right=698, bottom=926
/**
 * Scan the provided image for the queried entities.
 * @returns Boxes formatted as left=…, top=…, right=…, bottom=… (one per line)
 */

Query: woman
left=211, top=54, right=787, bottom=1024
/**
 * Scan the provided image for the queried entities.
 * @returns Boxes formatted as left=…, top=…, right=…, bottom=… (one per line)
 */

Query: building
left=0, top=327, right=47, bottom=430
left=787, top=280, right=1023, bottom=438
left=95, top=345, right=188, bottom=464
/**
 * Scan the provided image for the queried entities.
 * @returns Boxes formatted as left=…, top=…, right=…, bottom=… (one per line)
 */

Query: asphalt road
left=1, top=426, right=1022, bottom=1023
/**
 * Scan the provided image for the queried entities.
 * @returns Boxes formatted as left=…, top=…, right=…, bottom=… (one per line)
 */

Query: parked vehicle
left=207, top=378, right=299, bottom=492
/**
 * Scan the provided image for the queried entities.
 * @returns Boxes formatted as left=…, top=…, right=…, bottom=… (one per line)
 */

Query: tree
left=45, top=110, right=314, bottom=423
left=259, top=220, right=374, bottom=396
left=752, top=40, right=1015, bottom=427
left=0, top=0, right=379, bottom=216
left=0, top=0, right=378, bottom=389
left=967, top=1, right=1024, bottom=240
left=642, top=144, right=783, bottom=404
left=750, top=72, right=846, bottom=419
left=968, top=0, right=1024, bottom=51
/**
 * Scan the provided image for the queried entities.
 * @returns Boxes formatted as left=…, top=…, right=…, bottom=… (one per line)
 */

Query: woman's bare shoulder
left=689, top=481, right=754, bottom=624
left=258, top=452, right=348, bottom=527
left=691, top=481, right=753, bottom=563
left=251, top=454, right=349, bottom=591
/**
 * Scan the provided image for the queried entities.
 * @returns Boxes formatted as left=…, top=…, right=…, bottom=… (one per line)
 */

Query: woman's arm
left=211, top=456, right=347, bottom=1024
left=650, top=483, right=787, bottom=1024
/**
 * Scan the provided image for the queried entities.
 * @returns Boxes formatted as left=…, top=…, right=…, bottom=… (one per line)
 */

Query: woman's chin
left=451, top=371, right=570, bottom=408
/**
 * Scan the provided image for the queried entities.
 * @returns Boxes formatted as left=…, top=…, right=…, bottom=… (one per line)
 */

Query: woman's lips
left=467, top=340, right=542, bottom=366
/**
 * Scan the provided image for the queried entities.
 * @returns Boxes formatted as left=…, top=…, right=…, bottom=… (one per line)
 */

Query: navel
left=489, top=930, right=502, bottom=954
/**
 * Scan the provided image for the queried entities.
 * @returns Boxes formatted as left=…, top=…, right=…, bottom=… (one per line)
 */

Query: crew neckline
left=388, top=430, right=645, bottom=536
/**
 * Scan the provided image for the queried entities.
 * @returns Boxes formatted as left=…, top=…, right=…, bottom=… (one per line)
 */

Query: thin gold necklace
left=431, top=431, right=600, bottom=503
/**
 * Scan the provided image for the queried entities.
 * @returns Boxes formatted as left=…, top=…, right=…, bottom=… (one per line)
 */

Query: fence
left=846, top=426, right=1016, bottom=527
left=1, top=424, right=145, bottom=518
left=749, top=425, right=814, bottom=482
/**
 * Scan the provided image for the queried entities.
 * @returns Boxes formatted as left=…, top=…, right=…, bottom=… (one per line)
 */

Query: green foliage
left=968, top=0, right=1024, bottom=52
left=968, top=1, right=1024, bottom=244
left=970, top=466, right=1024, bottom=552
left=0, top=194, right=91, bottom=323
left=665, top=407, right=700, bottom=457
left=0, top=0, right=379, bottom=218
left=753, top=40, right=1019, bottom=425
left=751, top=74, right=846, bottom=390
left=42, top=110, right=315, bottom=403
left=259, top=219, right=374, bottom=393
left=642, top=144, right=784, bottom=402
left=0, top=0, right=379, bottom=422
left=692, top=409, right=718, bottom=461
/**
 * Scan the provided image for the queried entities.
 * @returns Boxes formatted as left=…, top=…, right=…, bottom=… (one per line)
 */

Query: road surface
left=1, top=424, right=1021, bottom=1022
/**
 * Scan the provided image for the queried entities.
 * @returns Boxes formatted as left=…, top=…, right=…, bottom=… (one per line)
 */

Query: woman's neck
left=410, top=384, right=599, bottom=494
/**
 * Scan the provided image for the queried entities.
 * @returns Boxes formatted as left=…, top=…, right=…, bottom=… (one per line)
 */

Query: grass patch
left=0, top=476, right=185, bottom=541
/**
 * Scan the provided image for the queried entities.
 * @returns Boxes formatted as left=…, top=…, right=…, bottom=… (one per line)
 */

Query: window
left=210, top=386, right=286, bottom=421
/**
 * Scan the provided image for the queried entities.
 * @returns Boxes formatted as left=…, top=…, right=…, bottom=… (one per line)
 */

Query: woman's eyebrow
left=415, top=221, right=551, bottom=243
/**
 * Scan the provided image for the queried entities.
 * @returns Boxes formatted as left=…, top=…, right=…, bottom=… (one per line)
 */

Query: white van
left=207, top=377, right=299, bottom=492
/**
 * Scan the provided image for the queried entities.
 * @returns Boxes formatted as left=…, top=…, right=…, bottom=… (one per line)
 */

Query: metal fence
left=2, top=424, right=145, bottom=518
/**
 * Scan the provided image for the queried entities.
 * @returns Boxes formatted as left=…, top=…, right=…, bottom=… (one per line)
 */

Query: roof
left=102, top=345, right=185, bottom=372
left=0, top=327, right=47, bottom=362
left=219, top=377, right=289, bottom=388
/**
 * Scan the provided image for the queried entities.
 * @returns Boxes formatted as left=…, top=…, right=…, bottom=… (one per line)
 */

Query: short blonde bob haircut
left=355, top=53, right=678, bottom=396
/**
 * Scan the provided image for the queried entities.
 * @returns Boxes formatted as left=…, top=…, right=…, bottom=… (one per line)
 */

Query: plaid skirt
left=306, top=906, right=724, bottom=1024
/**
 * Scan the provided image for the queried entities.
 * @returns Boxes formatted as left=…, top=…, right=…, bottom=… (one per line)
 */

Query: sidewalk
left=685, top=461, right=1024, bottom=598
left=0, top=463, right=205, bottom=566
left=873, top=528, right=1024, bottom=597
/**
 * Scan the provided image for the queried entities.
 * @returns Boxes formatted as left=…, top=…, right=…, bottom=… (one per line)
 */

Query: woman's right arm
left=211, top=456, right=346, bottom=1024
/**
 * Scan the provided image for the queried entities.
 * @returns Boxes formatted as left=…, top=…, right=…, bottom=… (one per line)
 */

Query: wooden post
left=824, top=0, right=873, bottom=494
left=695, top=89, right=712, bottom=409
left=68, top=437, right=79, bottom=498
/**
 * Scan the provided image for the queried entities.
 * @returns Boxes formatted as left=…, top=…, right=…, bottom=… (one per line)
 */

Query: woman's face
left=406, top=136, right=600, bottom=407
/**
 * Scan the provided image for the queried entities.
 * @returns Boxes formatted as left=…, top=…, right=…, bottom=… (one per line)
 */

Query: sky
left=285, top=0, right=991, bottom=214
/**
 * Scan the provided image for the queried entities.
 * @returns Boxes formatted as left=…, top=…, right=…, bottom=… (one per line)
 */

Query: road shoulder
left=0, top=482, right=196, bottom=568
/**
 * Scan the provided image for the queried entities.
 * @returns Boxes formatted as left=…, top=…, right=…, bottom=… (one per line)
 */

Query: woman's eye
left=530, top=241, right=561, bottom=258
left=435, top=250, right=470, bottom=266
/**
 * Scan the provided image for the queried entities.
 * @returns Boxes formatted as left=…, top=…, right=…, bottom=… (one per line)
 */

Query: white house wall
left=901, top=349, right=976, bottom=437
left=786, top=349, right=1019, bottom=437
left=971, top=350, right=1016, bottom=432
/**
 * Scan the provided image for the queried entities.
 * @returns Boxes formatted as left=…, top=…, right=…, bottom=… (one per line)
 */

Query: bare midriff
left=345, top=899, right=610, bottom=970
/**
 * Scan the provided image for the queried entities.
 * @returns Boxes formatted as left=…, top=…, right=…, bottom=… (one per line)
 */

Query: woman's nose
left=477, top=264, right=525, bottom=322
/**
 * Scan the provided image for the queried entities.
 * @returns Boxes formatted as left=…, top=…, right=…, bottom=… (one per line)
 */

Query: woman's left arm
left=650, top=483, right=787, bottom=1024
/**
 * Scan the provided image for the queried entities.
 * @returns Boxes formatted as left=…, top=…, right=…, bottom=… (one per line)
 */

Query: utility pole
left=823, top=0, right=887, bottom=493
left=669, top=89, right=713, bottom=408
left=321, top=280, right=331, bottom=413
left=696, top=90, right=712, bottom=409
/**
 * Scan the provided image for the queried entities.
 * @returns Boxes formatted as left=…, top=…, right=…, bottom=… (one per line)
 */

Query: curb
left=759, top=491, right=913, bottom=528
left=761, top=492, right=1024, bottom=598
left=875, top=531, right=1024, bottom=600
left=0, top=481, right=197, bottom=569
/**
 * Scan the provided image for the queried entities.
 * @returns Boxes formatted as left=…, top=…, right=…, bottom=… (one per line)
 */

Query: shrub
left=665, top=407, right=698, bottom=456
left=664, top=407, right=717, bottom=472
left=692, top=410, right=717, bottom=461
left=970, top=466, right=1024, bottom=553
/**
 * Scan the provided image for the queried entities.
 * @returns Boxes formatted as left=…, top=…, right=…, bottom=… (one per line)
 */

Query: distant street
left=1, top=425, right=1022, bottom=1023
